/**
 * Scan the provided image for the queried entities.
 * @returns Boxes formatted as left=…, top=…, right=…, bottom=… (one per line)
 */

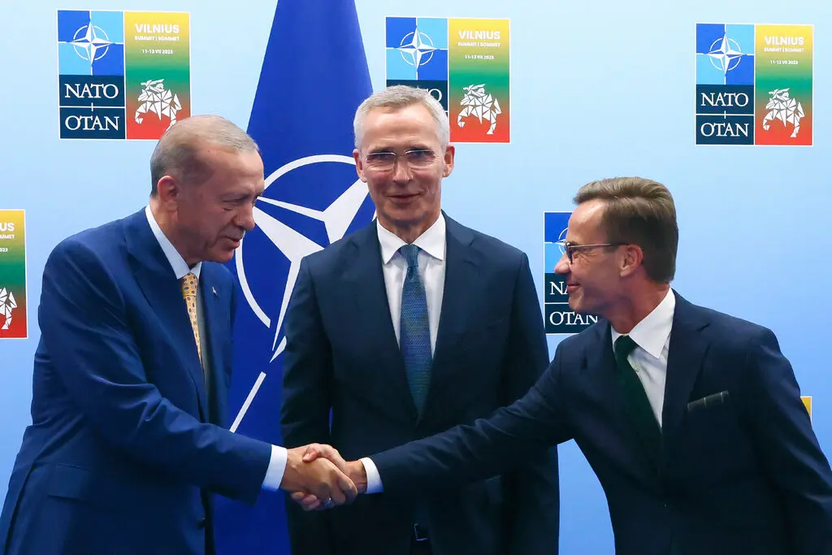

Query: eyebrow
left=367, top=145, right=432, bottom=154
left=221, top=193, right=252, bottom=201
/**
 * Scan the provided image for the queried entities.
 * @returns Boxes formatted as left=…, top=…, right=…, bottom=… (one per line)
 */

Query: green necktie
left=614, top=335, right=661, bottom=463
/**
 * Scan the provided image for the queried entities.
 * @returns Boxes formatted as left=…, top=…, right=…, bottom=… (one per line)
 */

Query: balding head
left=149, top=115, right=259, bottom=195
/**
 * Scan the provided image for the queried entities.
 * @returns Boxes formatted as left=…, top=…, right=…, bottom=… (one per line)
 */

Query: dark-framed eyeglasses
left=555, top=240, right=626, bottom=263
left=363, top=149, right=438, bottom=171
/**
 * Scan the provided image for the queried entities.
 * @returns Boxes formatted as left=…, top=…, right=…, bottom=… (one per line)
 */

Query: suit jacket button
left=198, top=518, right=207, bottom=529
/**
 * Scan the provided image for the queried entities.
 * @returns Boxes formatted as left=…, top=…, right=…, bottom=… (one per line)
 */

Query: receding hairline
left=156, top=115, right=258, bottom=152
left=150, top=115, right=259, bottom=193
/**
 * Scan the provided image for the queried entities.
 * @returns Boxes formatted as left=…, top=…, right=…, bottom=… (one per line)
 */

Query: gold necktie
left=181, top=273, right=202, bottom=364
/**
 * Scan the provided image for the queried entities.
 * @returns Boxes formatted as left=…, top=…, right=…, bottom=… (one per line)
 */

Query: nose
left=554, top=252, right=570, bottom=275
left=391, top=158, right=412, bottom=182
left=237, top=204, right=256, bottom=232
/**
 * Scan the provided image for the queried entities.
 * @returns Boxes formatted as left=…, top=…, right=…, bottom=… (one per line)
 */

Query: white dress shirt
left=610, top=290, right=676, bottom=426
left=376, top=214, right=446, bottom=354
left=362, top=214, right=448, bottom=493
left=145, top=206, right=287, bottom=490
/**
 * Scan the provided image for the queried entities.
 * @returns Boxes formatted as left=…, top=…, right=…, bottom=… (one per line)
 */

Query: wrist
left=349, top=461, right=367, bottom=494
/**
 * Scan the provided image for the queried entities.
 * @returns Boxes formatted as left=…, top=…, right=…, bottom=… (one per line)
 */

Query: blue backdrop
left=0, top=1, right=829, bottom=553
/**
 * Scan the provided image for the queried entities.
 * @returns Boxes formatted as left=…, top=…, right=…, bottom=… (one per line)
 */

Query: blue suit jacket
left=0, top=210, right=272, bottom=555
left=281, top=216, right=559, bottom=555
left=371, top=292, right=832, bottom=555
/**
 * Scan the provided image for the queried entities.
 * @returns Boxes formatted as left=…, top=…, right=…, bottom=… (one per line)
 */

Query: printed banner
left=543, top=212, right=598, bottom=335
left=57, top=10, right=191, bottom=140
left=0, top=210, right=27, bottom=339
left=754, top=25, right=813, bottom=145
left=695, top=23, right=813, bottom=146
left=386, top=16, right=510, bottom=143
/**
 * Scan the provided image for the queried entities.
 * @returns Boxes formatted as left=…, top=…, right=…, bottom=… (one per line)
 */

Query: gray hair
left=353, top=85, right=450, bottom=150
left=149, top=115, right=259, bottom=194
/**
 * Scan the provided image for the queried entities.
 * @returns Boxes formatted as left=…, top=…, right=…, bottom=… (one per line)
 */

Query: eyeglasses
left=363, top=149, right=438, bottom=171
left=555, top=240, right=625, bottom=263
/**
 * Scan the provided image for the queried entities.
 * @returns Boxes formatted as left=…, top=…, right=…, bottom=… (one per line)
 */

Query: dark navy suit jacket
left=372, top=293, right=832, bottom=555
left=281, top=216, right=559, bottom=555
left=0, top=210, right=272, bottom=555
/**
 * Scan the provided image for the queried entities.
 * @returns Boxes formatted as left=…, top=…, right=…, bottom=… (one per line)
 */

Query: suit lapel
left=430, top=217, right=478, bottom=377
left=661, top=292, right=710, bottom=462
left=588, top=321, right=662, bottom=478
left=124, top=211, right=209, bottom=421
left=586, top=321, right=627, bottom=420
left=418, top=217, right=480, bottom=422
left=200, top=264, right=228, bottom=425
left=343, top=224, right=418, bottom=419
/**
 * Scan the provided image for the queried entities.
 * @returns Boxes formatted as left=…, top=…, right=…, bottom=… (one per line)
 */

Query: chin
left=208, top=251, right=235, bottom=264
left=568, top=300, right=590, bottom=315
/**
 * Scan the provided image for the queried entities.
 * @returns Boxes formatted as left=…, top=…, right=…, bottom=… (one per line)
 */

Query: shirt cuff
left=262, top=445, right=288, bottom=491
left=361, top=457, right=384, bottom=494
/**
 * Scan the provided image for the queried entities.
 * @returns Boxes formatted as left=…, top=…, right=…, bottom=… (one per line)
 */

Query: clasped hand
left=282, top=444, right=367, bottom=511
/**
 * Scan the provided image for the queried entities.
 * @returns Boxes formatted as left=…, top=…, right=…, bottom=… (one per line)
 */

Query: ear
left=353, top=149, right=367, bottom=182
left=442, top=144, right=455, bottom=178
left=156, top=175, right=182, bottom=202
left=155, top=175, right=181, bottom=208
left=619, top=244, right=644, bottom=278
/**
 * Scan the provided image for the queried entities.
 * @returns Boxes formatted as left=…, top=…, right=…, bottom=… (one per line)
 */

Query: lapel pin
left=212, top=287, right=218, bottom=297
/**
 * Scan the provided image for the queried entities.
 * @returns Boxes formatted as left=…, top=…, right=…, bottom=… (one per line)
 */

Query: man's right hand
left=279, top=445, right=358, bottom=507
left=288, top=444, right=367, bottom=511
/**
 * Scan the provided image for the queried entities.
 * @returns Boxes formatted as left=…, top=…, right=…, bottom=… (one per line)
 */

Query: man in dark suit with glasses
left=302, top=176, right=832, bottom=555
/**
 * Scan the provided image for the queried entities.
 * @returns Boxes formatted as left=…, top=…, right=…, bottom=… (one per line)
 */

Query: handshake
left=279, top=444, right=367, bottom=510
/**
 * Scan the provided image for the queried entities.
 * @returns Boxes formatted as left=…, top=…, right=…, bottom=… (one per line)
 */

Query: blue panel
left=386, top=16, right=417, bottom=48
left=57, top=10, right=90, bottom=43
left=417, top=17, right=448, bottom=49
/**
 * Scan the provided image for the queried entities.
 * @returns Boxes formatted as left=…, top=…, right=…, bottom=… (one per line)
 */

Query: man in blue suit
left=0, top=116, right=355, bottom=555
left=301, top=177, right=832, bottom=555
left=280, top=86, right=559, bottom=555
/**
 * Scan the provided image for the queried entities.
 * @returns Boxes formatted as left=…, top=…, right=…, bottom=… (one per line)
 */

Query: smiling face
left=160, top=144, right=264, bottom=265
left=354, top=103, right=454, bottom=242
left=554, top=199, right=627, bottom=318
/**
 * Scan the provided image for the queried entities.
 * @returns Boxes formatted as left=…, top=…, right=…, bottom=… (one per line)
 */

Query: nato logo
left=543, top=212, right=598, bottom=334
left=234, top=155, right=375, bottom=377
left=696, top=24, right=755, bottom=145
left=57, top=10, right=126, bottom=139
left=386, top=17, right=449, bottom=111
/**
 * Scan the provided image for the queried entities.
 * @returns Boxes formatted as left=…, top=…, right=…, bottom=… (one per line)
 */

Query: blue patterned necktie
left=399, top=244, right=432, bottom=415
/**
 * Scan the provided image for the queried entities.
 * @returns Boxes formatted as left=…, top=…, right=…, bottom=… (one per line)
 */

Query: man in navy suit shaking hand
left=0, top=115, right=356, bottom=555
left=302, top=176, right=832, bottom=555
left=281, top=86, right=559, bottom=555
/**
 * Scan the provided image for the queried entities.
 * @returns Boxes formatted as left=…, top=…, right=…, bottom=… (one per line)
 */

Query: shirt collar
left=610, top=290, right=675, bottom=358
left=377, top=213, right=446, bottom=264
left=145, top=205, right=202, bottom=280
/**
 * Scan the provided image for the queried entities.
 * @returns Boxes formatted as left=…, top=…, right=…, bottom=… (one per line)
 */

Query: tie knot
left=181, top=273, right=198, bottom=299
left=614, top=335, right=638, bottom=359
left=399, top=244, right=421, bottom=269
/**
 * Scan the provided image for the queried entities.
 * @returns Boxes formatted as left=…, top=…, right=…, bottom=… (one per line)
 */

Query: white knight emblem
left=0, top=288, right=17, bottom=331
left=762, top=88, right=804, bottom=138
left=135, top=79, right=182, bottom=129
left=457, top=84, right=502, bottom=135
